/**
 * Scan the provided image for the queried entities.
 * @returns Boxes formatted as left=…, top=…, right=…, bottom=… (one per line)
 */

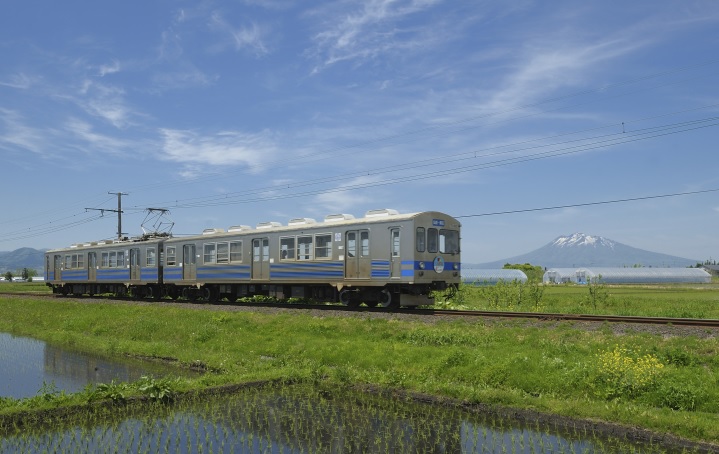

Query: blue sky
left=1, top=0, right=718, bottom=264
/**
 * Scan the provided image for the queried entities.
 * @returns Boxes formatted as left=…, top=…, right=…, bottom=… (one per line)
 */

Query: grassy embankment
left=0, top=290, right=718, bottom=446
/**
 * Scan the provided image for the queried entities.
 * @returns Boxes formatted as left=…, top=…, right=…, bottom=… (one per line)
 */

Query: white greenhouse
left=462, top=269, right=528, bottom=286
left=543, top=267, right=711, bottom=284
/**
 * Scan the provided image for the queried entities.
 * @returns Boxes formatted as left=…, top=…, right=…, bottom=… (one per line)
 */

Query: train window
left=439, top=229, right=459, bottom=254
left=204, top=243, right=217, bottom=264
left=391, top=230, right=400, bottom=257
left=109, top=251, right=117, bottom=268
left=217, top=242, right=229, bottom=264
left=347, top=232, right=356, bottom=257
left=360, top=231, right=369, bottom=257
left=166, top=247, right=176, bottom=266
left=230, top=241, right=243, bottom=263
left=101, top=252, right=109, bottom=268
left=63, top=253, right=85, bottom=269
left=117, top=251, right=126, bottom=268
left=297, top=235, right=313, bottom=261
left=146, top=248, right=156, bottom=266
left=315, top=234, right=332, bottom=259
left=280, top=237, right=295, bottom=260
left=416, top=227, right=425, bottom=252
left=428, top=228, right=439, bottom=253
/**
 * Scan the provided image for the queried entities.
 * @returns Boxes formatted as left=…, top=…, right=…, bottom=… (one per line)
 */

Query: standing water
left=0, top=332, right=189, bottom=399
left=0, top=385, right=696, bottom=453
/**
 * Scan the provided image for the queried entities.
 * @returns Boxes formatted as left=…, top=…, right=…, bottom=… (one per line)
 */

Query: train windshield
left=439, top=229, right=459, bottom=255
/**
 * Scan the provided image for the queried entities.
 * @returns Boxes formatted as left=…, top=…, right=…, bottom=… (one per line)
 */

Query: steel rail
left=3, top=292, right=718, bottom=328
left=424, top=309, right=719, bottom=327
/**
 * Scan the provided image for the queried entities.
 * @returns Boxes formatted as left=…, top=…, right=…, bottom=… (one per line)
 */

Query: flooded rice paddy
left=0, top=385, right=689, bottom=453
left=0, top=332, right=191, bottom=399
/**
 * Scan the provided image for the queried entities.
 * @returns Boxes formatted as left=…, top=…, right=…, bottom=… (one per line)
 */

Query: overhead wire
left=125, top=107, right=719, bottom=211
left=136, top=116, right=719, bottom=209
left=3, top=59, right=718, bottom=242
left=117, top=58, right=719, bottom=194
left=454, top=188, right=719, bottom=219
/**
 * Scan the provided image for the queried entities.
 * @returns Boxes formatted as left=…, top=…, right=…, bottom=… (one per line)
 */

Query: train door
left=390, top=228, right=401, bottom=279
left=88, top=252, right=97, bottom=281
left=345, top=230, right=370, bottom=279
left=252, top=238, right=269, bottom=280
left=183, top=244, right=196, bottom=280
left=130, top=248, right=141, bottom=280
left=53, top=255, right=62, bottom=281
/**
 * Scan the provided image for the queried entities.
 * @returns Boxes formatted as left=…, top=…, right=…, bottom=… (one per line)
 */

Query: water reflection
left=0, top=385, right=684, bottom=453
left=0, top=332, right=189, bottom=399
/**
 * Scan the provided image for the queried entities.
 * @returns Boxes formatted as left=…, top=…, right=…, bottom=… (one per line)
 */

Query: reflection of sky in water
left=0, top=332, right=189, bottom=399
left=0, top=387, right=679, bottom=453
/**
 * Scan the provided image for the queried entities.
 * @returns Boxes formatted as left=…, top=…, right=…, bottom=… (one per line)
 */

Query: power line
left=110, top=59, right=719, bottom=195
left=137, top=116, right=719, bottom=209
left=455, top=188, right=719, bottom=219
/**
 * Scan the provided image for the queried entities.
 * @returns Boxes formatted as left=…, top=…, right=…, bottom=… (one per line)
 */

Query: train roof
left=46, top=209, right=459, bottom=252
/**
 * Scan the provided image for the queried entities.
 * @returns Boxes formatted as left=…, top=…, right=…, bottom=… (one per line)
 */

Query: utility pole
left=85, top=192, right=128, bottom=240
left=110, top=191, right=128, bottom=240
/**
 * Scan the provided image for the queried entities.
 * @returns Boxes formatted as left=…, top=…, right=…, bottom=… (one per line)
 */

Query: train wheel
left=378, top=289, right=399, bottom=309
left=339, top=290, right=359, bottom=308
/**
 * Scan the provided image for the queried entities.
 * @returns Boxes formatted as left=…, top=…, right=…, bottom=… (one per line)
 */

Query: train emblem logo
left=433, top=256, right=445, bottom=273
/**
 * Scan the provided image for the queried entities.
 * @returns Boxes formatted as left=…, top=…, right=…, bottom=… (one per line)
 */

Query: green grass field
left=0, top=293, right=717, bottom=446
left=443, top=280, right=719, bottom=319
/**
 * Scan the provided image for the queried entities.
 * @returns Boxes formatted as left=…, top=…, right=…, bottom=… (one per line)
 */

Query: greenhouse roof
left=462, top=269, right=528, bottom=285
left=543, top=267, right=711, bottom=284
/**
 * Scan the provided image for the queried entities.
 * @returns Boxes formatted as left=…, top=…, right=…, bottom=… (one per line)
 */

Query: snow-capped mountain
left=552, top=233, right=616, bottom=249
left=470, top=233, right=697, bottom=268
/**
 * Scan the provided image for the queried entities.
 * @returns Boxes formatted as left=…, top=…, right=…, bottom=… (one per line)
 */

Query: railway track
left=424, top=309, right=719, bottom=328
left=3, top=291, right=719, bottom=329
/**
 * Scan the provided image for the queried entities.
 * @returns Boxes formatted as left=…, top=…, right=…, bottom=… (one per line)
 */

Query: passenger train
left=45, top=209, right=461, bottom=308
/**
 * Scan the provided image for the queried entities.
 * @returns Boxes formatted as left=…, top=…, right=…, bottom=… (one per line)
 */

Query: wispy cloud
left=0, top=73, right=36, bottom=89
left=97, top=60, right=121, bottom=77
left=313, top=175, right=382, bottom=212
left=208, top=11, right=269, bottom=56
left=482, top=38, right=646, bottom=115
left=71, top=80, right=136, bottom=129
left=0, top=109, right=50, bottom=156
left=64, top=117, right=135, bottom=156
left=159, top=128, right=279, bottom=170
left=308, top=0, right=442, bottom=71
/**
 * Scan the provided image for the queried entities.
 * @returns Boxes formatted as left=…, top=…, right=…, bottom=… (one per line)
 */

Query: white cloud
left=483, top=38, right=646, bottom=115
left=159, top=128, right=278, bottom=170
left=308, top=0, right=442, bottom=71
left=64, top=117, right=134, bottom=156
left=0, top=109, right=49, bottom=156
left=71, top=80, right=135, bottom=129
left=0, top=73, right=35, bottom=89
left=97, top=60, right=121, bottom=77
left=208, top=11, right=269, bottom=56
left=313, top=175, right=382, bottom=212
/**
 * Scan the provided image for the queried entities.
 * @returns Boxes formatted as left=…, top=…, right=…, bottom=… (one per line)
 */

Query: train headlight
left=453, top=263, right=459, bottom=270
left=419, top=261, right=425, bottom=270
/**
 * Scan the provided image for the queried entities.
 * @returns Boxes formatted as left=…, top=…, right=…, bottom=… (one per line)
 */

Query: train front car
left=337, top=209, right=461, bottom=308
left=394, top=211, right=461, bottom=307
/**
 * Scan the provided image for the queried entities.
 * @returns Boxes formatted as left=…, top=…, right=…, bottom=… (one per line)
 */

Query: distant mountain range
left=469, top=233, right=698, bottom=269
left=0, top=248, right=45, bottom=273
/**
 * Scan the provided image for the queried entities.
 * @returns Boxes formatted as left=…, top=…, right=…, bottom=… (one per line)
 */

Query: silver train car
left=45, top=209, right=461, bottom=308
